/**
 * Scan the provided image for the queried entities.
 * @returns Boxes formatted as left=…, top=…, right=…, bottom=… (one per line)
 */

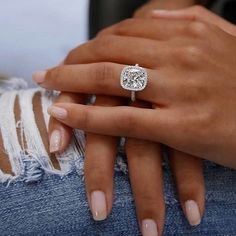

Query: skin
left=42, top=1, right=206, bottom=235
left=133, top=0, right=195, bottom=18
left=38, top=7, right=236, bottom=169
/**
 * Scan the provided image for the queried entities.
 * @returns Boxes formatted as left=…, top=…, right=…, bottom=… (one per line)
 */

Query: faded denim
left=0, top=79, right=236, bottom=235
left=0, top=158, right=236, bottom=236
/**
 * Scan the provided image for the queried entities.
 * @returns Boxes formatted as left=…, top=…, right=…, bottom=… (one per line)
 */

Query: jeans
left=0, top=157, right=236, bottom=235
left=0, top=79, right=236, bottom=235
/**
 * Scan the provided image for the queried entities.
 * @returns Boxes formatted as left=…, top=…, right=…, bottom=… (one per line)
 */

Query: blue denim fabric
left=0, top=157, right=236, bottom=236
left=0, top=80, right=236, bottom=235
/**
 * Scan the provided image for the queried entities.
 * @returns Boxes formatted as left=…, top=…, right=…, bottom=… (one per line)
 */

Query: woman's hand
left=36, top=5, right=208, bottom=235
left=35, top=14, right=236, bottom=168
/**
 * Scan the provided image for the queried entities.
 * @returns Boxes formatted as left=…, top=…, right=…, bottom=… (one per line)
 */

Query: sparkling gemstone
left=120, top=65, right=148, bottom=91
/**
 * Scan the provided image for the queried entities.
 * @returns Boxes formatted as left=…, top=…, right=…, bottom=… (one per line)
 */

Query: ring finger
left=33, top=63, right=171, bottom=105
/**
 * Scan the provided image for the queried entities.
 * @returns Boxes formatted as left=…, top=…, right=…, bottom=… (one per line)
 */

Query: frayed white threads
left=0, top=78, right=27, bottom=94
left=18, top=89, right=53, bottom=168
left=0, top=91, right=23, bottom=175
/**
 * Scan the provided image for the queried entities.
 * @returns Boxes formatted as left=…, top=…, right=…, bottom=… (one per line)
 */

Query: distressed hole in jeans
left=15, top=95, right=27, bottom=152
left=0, top=130, right=13, bottom=175
left=32, top=92, right=60, bottom=170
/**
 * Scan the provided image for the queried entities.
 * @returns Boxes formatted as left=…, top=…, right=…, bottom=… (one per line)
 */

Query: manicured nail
left=32, top=71, right=46, bottom=83
left=49, top=130, right=61, bottom=153
left=47, top=106, right=68, bottom=120
left=90, top=191, right=107, bottom=221
left=152, top=9, right=168, bottom=14
left=152, top=9, right=171, bottom=16
left=142, top=219, right=158, bottom=236
left=185, top=200, right=201, bottom=226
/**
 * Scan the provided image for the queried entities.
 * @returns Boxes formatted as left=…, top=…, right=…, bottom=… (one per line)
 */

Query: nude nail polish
left=49, top=130, right=61, bottom=153
left=47, top=106, right=68, bottom=120
left=142, top=219, right=158, bottom=236
left=185, top=200, right=201, bottom=226
left=90, top=191, right=107, bottom=221
left=32, top=71, right=46, bottom=83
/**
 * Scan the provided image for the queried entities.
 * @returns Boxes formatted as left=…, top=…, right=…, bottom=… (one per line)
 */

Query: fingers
left=98, top=18, right=190, bottom=41
left=63, top=35, right=169, bottom=68
left=48, top=92, right=86, bottom=153
left=47, top=103, right=172, bottom=144
left=85, top=133, right=118, bottom=221
left=84, top=95, right=123, bottom=221
left=126, top=138, right=165, bottom=236
left=151, top=6, right=236, bottom=36
left=33, top=63, right=169, bottom=105
left=126, top=100, right=165, bottom=235
left=169, top=149, right=205, bottom=226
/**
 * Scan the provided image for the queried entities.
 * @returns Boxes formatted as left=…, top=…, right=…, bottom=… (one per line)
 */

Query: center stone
left=120, top=65, right=148, bottom=91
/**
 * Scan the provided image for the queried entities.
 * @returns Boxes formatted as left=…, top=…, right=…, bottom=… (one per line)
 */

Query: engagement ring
left=120, top=64, right=148, bottom=102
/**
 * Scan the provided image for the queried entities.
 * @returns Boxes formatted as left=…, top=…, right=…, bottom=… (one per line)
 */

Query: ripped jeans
left=0, top=79, right=236, bottom=236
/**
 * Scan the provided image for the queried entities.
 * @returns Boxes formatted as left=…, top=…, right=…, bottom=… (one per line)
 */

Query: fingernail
left=185, top=200, right=201, bottom=226
left=47, top=106, right=68, bottom=120
left=152, top=9, right=169, bottom=16
left=90, top=191, right=107, bottom=221
left=32, top=71, right=46, bottom=83
left=142, top=219, right=158, bottom=236
left=152, top=9, right=168, bottom=13
left=49, top=130, right=61, bottom=153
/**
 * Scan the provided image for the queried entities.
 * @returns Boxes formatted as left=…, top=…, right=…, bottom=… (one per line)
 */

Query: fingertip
left=32, top=71, right=46, bottom=84
left=48, top=118, right=73, bottom=154
left=49, top=129, right=61, bottom=153
left=90, top=191, right=108, bottom=221
left=142, top=219, right=159, bottom=236
left=47, top=105, right=68, bottom=120
left=184, top=200, right=201, bottom=226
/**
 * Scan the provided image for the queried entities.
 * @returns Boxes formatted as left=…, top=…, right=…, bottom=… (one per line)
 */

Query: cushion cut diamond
left=120, top=65, right=148, bottom=91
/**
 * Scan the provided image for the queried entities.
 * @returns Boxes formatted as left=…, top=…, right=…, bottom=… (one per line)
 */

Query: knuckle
left=187, top=21, right=208, bottom=37
left=81, top=107, right=93, bottom=131
left=185, top=45, right=203, bottom=60
left=114, top=18, right=136, bottom=35
left=174, top=45, right=203, bottom=67
left=116, top=110, right=137, bottom=136
left=192, top=5, right=205, bottom=13
left=94, top=35, right=115, bottom=56
left=92, top=62, right=115, bottom=91
left=47, top=66, right=64, bottom=84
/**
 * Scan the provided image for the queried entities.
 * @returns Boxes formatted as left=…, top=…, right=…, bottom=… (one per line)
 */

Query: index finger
left=47, top=103, right=173, bottom=145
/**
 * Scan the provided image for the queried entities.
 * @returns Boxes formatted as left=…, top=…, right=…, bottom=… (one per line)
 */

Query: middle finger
left=64, top=35, right=170, bottom=68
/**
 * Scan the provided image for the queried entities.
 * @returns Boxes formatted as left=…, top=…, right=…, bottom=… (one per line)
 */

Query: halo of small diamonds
left=120, top=64, right=148, bottom=92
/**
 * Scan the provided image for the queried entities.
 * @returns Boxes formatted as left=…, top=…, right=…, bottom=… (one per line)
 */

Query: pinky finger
left=169, top=149, right=205, bottom=226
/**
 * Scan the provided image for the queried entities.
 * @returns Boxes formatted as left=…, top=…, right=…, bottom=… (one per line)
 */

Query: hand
left=36, top=72, right=205, bottom=234
left=37, top=5, right=207, bottom=235
left=36, top=15, right=236, bottom=169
